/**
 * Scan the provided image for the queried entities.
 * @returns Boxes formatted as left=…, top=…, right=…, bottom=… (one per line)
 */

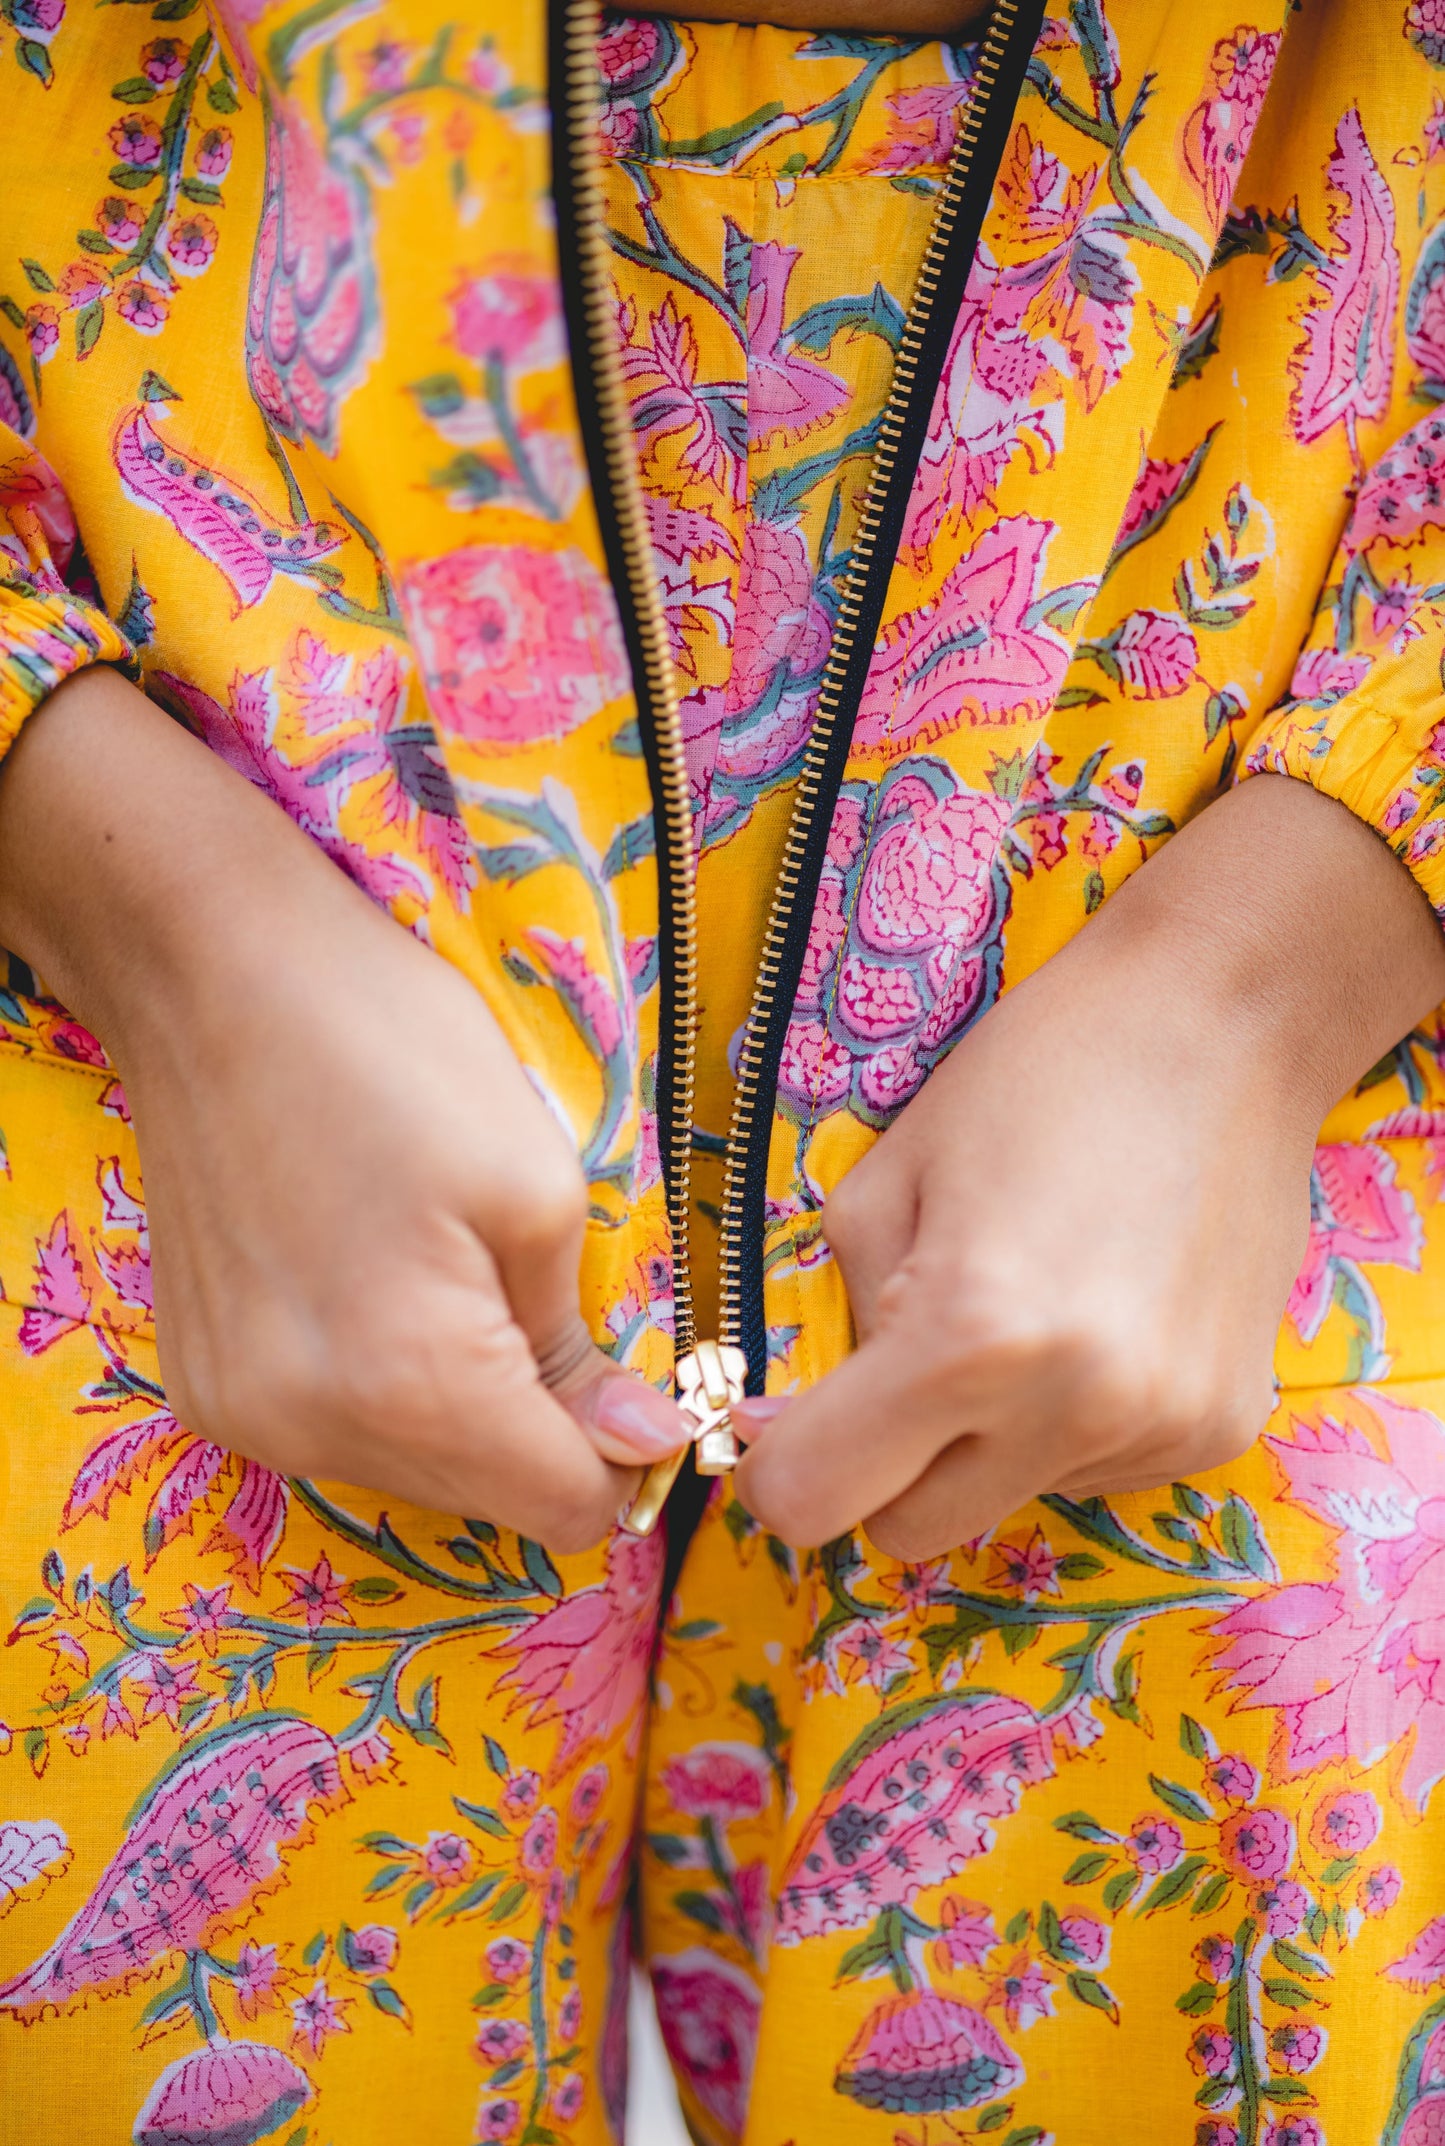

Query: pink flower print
left=652, top=1951, right=761, bottom=2138
left=1346, top=414, right=1445, bottom=555
left=492, top=1529, right=663, bottom=1776
left=422, top=1832, right=475, bottom=1888
left=486, top=1937, right=530, bottom=1984
left=1263, top=2121, right=1322, bottom=2146
left=1099, top=608, right=1198, bottom=698
left=276, top=1552, right=353, bottom=1632
left=502, top=1768, right=542, bottom=1821
left=58, top=259, right=107, bottom=311
left=599, top=100, right=642, bottom=160
left=475, top=2018, right=528, bottom=2064
left=1207, top=1753, right=1259, bottom=1805
left=347, top=1924, right=398, bottom=1974
left=25, top=305, right=58, bottom=364
left=983, top=1954, right=1055, bottom=2032
left=7, top=0, right=63, bottom=30
left=824, top=1618, right=917, bottom=1696
left=1221, top=1806, right=1294, bottom=1882
left=234, top=1941, right=283, bottom=2020
left=1195, top=1933, right=1237, bottom=1983
left=1360, top=1863, right=1403, bottom=1917
left=19, top=1212, right=90, bottom=1355
left=0, top=1719, right=344, bottom=2016
left=1409, top=0, right=1445, bottom=63
left=744, top=239, right=849, bottom=450
left=1181, top=27, right=1282, bottom=230
left=110, top=112, right=164, bottom=167
left=520, top=1808, right=559, bottom=1878
left=477, top=2097, right=521, bottom=2141
left=597, top=10, right=662, bottom=89
left=1287, top=1143, right=1422, bottom=1367
left=1057, top=1913, right=1110, bottom=1967
left=140, top=35, right=188, bottom=82
left=618, top=296, right=745, bottom=504
left=1257, top=1879, right=1308, bottom=1938
left=245, top=89, right=374, bottom=453
left=128, top=1650, right=204, bottom=1728
left=1271, top=2022, right=1325, bottom=2075
left=161, top=1581, right=238, bottom=1655
left=862, top=60, right=971, bottom=177
left=291, top=1980, right=350, bottom=2055
left=1287, top=647, right=1370, bottom=708
left=936, top=1898, right=998, bottom=1969
left=1428, top=97, right=1445, bottom=162
left=117, top=281, right=169, bottom=335
left=992, top=128, right=1139, bottom=410
left=359, top=37, right=409, bottom=91
left=450, top=263, right=564, bottom=374
left=1310, top=1789, right=1380, bottom=1857
left=989, top=1525, right=1060, bottom=1602
left=1212, top=1393, right=1445, bottom=1807
left=662, top=1742, right=770, bottom=1825
left=550, top=2074, right=585, bottom=2122
left=196, top=125, right=233, bottom=178
left=558, top=1986, right=582, bottom=2040
left=1389, top=1915, right=1445, bottom=1991
left=836, top=1990, right=1023, bottom=2115
left=401, top=544, right=629, bottom=749
left=782, top=760, right=1010, bottom=1128
left=1126, top=1815, right=1185, bottom=1874
left=97, top=195, right=144, bottom=248
left=1031, top=810, right=1068, bottom=871
left=133, top=2041, right=312, bottom=2146
left=722, top=515, right=829, bottom=725
left=1290, top=108, right=1398, bottom=454
left=167, top=214, right=218, bottom=278
left=1197, top=2126, right=1241, bottom=2146
left=569, top=1765, right=608, bottom=1826
left=776, top=1692, right=1053, bottom=1941
left=855, top=517, right=1070, bottom=757
left=1190, top=2028, right=1235, bottom=2079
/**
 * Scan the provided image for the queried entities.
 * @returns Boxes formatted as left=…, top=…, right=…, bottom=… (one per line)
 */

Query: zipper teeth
left=563, top=0, right=698, bottom=1359
left=716, top=0, right=1019, bottom=1349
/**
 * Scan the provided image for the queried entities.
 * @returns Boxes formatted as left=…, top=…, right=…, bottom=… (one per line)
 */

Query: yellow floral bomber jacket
left=6, top=0, right=1445, bottom=1400
left=12, top=2, right=1445, bottom=2143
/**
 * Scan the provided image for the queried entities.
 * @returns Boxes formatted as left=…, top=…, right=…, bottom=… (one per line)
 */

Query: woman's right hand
left=0, top=667, right=687, bottom=1552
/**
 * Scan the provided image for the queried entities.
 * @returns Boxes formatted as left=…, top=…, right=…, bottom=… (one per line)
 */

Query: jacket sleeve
left=0, top=419, right=135, bottom=760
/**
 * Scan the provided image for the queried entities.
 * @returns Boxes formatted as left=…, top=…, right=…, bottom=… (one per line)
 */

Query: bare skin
left=0, top=669, right=690, bottom=1556
left=3, top=665, right=1444, bottom=1558
left=625, top=0, right=993, bottom=36
left=731, top=774, right=1445, bottom=1556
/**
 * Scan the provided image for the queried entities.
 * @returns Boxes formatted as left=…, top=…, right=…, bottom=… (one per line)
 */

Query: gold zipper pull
left=618, top=1339, right=748, bottom=1537
left=677, top=1339, right=748, bottom=1474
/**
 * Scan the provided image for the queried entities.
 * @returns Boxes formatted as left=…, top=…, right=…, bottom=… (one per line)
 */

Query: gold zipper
left=716, top=0, right=1020, bottom=1344
left=563, top=0, right=1021, bottom=1532
left=559, top=1, right=700, bottom=1334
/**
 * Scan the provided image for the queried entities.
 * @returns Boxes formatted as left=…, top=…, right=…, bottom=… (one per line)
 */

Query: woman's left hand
left=732, top=775, right=1445, bottom=1556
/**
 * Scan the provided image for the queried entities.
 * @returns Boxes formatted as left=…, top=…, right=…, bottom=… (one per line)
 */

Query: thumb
left=533, top=1314, right=691, bottom=1468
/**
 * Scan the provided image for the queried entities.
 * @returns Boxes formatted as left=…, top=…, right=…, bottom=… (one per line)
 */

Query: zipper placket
left=556, top=0, right=700, bottom=1356
left=717, top=0, right=1034, bottom=1373
left=557, top=0, right=1038, bottom=1532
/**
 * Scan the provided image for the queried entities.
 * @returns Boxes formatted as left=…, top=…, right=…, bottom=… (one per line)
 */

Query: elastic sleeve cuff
left=0, top=578, right=137, bottom=759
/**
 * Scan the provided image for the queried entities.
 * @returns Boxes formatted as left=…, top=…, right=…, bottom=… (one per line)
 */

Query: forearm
left=1061, top=774, right=1445, bottom=1127
left=0, top=667, right=382, bottom=1060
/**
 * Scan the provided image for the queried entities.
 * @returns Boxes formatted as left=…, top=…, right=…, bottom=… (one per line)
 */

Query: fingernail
left=731, top=1396, right=791, bottom=1443
left=594, top=1377, right=689, bottom=1457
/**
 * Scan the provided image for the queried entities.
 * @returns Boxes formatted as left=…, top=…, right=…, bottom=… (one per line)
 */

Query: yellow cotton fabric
left=3, top=9, right=1445, bottom=2146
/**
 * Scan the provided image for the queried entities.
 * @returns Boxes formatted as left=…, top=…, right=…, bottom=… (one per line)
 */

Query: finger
left=823, top=1161, right=919, bottom=1339
left=546, top=1329, right=691, bottom=1466
left=733, top=1281, right=968, bottom=1544
left=863, top=1426, right=1048, bottom=1562
left=453, top=1344, right=642, bottom=1554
